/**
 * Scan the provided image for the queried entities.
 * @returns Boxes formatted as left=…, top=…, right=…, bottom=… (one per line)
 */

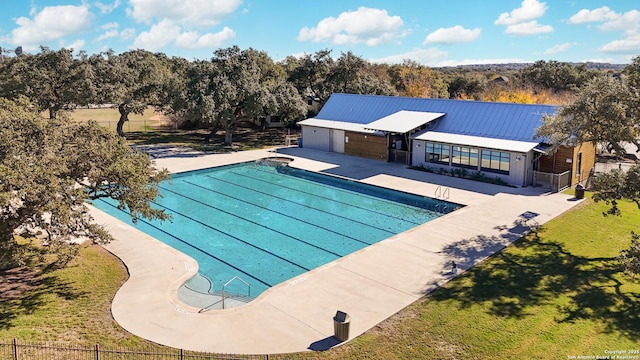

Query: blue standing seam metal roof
left=315, top=93, right=558, bottom=143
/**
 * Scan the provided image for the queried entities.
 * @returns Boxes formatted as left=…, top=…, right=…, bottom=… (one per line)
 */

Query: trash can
left=297, top=137, right=303, bottom=148
left=575, top=184, right=585, bottom=199
left=333, top=311, right=350, bottom=342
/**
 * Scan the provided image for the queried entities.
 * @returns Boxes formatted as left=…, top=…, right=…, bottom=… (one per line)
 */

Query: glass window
left=425, top=142, right=450, bottom=165
left=452, top=146, right=479, bottom=169
left=481, top=150, right=510, bottom=175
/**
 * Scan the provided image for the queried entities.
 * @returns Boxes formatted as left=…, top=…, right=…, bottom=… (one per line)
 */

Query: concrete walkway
left=90, top=147, right=584, bottom=355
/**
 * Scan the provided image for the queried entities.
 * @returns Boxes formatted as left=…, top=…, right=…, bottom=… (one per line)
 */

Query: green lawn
left=69, top=107, right=298, bottom=153
left=69, top=107, right=161, bottom=133
left=1, top=194, right=639, bottom=358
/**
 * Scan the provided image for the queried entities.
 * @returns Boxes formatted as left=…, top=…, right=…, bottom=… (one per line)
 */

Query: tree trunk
left=204, top=123, right=219, bottom=142
left=116, top=105, right=128, bottom=137
left=224, top=124, right=233, bottom=146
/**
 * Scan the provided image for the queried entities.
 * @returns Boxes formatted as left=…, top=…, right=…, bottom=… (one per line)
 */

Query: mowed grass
left=70, top=107, right=161, bottom=133
left=0, top=244, right=155, bottom=348
left=69, top=107, right=298, bottom=153
left=1, top=194, right=639, bottom=358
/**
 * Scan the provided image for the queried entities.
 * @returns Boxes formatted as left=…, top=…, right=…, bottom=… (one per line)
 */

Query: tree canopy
left=536, top=73, right=639, bottom=155
left=0, top=98, right=169, bottom=269
left=537, top=55, right=640, bottom=277
left=169, top=46, right=308, bottom=145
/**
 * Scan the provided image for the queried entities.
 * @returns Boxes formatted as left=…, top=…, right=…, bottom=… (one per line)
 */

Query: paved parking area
left=90, top=147, right=583, bottom=355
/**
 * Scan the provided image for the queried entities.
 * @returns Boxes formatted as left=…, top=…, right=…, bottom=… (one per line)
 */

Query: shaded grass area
left=0, top=245, right=158, bottom=348
left=125, top=126, right=298, bottom=153
left=69, top=108, right=300, bottom=153
left=1, top=195, right=639, bottom=358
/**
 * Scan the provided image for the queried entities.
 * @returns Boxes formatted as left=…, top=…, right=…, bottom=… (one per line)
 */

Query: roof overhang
left=364, top=110, right=445, bottom=133
left=297, top=118, right=377, bottom=133
left=413, top=131, right=540, bottom=153
left=532, top=143, right=551, bottom=154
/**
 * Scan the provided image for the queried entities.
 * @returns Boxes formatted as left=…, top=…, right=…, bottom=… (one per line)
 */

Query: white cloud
left=504, top=20, right=553, bottom=35
left=495, top=0, right=547, bottom=25
left=568, top=7, right=640, bottom=55
left=423, top=25, right=481, bottom=45
left=101, top=22, right=119, bottom=30
left=494, top=0, right=552, bottom=35
left=95, top=23, right=137, bottom=42
left=132, top=19, right=235, bottom=51
left=120, top=28, right=136, bottom=40
left=599, top=36, right=640, bottom=54
left=6, top=5, right=93, bottom=49
left=298, top=7, right=405, bottom=46
left=569, top=7, right=640, bottom=32
left=65, top=39, right=86, bottom=52
left=543, top=42, right=576, bottom=55
left=96, top=29, right=120, bottom=41
left=568, top=6, right=617, bottom=24
left=95, top=0, right=121, bottom=14
left=581, top=57, right=615, bottom=63
left=175, top=27, right=236, bottom=49
left=437, top=57, right=531, bottom=67
left=598, top=10, right=640, bottom=32
left=131, top=19, right=181, bottom=51
left=371, top=48, right=530, bottom=66
left=369, top=48, right=448, bottom=66
left=127, top=0, right=242, bottom=28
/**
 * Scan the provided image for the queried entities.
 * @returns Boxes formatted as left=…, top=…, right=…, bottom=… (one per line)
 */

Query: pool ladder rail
left=434, top=185, right=450, bottom=199
left=433, top=185, right=451, bottom=214
left=221, top=276, right=251, bottom=309
left=181, top=273, right=253, bottom=311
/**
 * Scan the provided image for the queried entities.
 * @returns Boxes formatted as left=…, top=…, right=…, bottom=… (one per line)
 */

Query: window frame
left=451, top=146, right=479, bottom=170
left=480, top=149, right=510, bottom=175
left=425, top=142, right=451, bottom=165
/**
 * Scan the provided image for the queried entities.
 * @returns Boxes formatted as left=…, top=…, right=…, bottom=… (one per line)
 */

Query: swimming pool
left=94, top=161, right=461, bottom=303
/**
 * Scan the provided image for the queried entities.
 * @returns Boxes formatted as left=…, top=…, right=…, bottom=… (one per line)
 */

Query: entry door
left=331, top=129, right=345, bottom=153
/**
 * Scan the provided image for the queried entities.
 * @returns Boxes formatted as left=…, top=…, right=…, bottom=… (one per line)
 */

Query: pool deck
left=89, top=147, right=584, bottom=355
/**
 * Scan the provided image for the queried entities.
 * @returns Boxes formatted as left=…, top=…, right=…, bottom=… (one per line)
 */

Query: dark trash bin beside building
left=333, top=311, right=350, bottom=342
left=575, top=184, right=585, bottom=199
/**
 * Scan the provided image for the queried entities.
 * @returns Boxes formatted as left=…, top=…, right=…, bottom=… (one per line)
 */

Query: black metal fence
left=0, top=339, right=269, bottom=360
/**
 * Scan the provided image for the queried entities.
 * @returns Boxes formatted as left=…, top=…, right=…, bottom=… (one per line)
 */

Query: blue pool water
left=94, top=161, right=461, bottom=298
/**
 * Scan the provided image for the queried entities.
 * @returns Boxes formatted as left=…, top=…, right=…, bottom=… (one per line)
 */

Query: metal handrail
left=221, top=276, right=251, bottom=309
left=434, top=185, right=450, bottom=199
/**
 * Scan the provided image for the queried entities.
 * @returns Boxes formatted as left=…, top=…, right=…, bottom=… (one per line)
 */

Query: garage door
left=301, top=126, right=330, bottom=151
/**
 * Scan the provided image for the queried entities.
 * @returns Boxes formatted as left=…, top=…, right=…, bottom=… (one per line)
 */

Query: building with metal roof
left=298, top=93, right=596, bottom=190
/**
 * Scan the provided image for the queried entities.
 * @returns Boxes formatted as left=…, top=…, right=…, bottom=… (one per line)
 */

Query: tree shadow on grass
left=125, top=127, right=299, bottom=154
left=431, top=224, right=640, bottom=340
left=0, top=268, right=86, bottom=330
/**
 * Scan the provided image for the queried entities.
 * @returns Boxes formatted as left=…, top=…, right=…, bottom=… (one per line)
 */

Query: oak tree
left=0, top=99, right=169, bottom=269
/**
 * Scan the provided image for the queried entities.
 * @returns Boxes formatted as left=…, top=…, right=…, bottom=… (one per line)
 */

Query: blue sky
left=0, top=0, right=639, bottom=66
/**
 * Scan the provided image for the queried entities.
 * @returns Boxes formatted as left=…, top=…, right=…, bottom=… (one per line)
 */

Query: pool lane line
left=94, top=198, right=274, bottom=288
left=147, top=195, right=321, bottom=276
left=159, top=183, right=357, bottom=257
left=176, top=179, right=389, bottom=245
left=250, top=164, right=441, bottom=213
left=203, top=173, right=421, bottom=231
left=226, top=167, right=429, bottom=226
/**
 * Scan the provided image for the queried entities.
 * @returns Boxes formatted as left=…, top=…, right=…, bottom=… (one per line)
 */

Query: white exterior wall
left=301, top=126, right=331, bottom=151
left=411, top=139, right=532, bottom=187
